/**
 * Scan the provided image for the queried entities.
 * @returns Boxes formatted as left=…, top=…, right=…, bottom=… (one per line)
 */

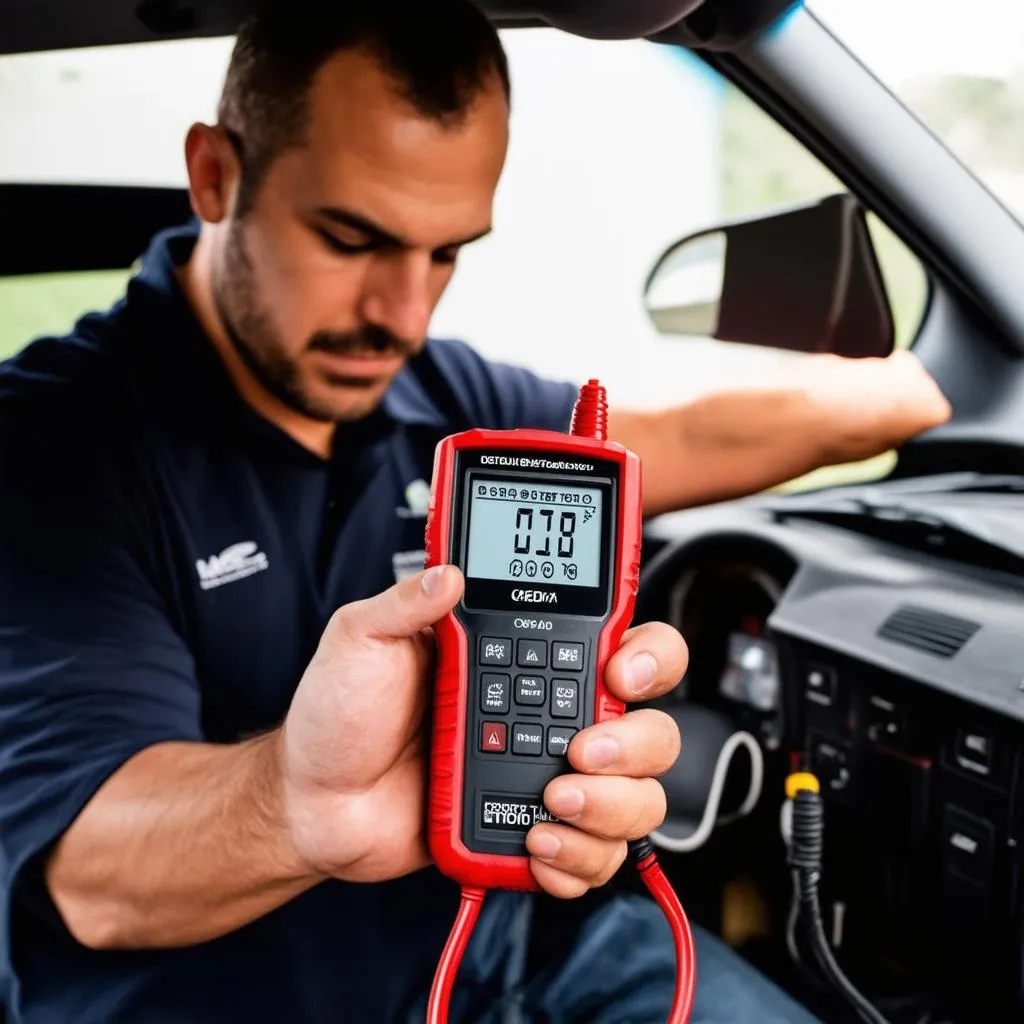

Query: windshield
left=809, top=0, right=1024, bottom=225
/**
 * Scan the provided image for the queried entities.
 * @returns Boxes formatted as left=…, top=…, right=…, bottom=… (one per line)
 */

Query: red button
left=481, top=721, right=507, bottom=753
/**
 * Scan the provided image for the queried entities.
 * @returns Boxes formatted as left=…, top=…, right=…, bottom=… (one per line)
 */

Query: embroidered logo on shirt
left=395, top=478, right=431, bottom=519
left=195, top=541, right=270, bottom=590
left=393, top=479, right=430, bottom=580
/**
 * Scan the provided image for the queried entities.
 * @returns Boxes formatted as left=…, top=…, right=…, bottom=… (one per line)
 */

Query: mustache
left=307, top=325, right=418, bottom=360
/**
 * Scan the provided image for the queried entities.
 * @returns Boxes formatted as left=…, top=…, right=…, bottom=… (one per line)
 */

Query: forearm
left=611, top=387, right=834, bottom=517
left=45, top=732, right=322, bottom=950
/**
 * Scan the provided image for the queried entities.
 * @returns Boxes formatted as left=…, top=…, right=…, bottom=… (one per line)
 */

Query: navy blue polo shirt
left=0, top=221, right=579, bottom=1023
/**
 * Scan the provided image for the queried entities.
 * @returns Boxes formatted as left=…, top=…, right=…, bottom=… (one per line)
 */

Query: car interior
left=4, top=1, right=1024, bottom=1023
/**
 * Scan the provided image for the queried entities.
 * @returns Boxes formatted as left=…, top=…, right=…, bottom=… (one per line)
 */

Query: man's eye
left=433, top=248, right=459, bottom=266
left=318, top=229, right=373, bottom=256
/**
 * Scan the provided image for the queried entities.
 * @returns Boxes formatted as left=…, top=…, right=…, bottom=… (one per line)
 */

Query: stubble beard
left=211, top=219, right=418, bottom=424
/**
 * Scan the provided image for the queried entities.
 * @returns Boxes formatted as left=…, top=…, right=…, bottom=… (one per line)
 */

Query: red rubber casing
left=424, top=427, right=643, bottom=891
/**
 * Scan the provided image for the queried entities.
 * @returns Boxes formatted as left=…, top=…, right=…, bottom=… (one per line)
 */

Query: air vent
left=877, top=604, right=980, bottom=658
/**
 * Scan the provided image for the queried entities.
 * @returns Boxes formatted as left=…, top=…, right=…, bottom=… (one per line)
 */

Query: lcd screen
left=464, top=478, right=603, bottom=588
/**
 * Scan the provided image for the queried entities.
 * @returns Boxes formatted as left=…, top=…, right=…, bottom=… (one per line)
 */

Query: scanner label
left=480, top=794, right=559, bottom=832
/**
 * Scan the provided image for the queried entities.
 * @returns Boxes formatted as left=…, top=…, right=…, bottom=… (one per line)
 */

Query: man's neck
left=177, top=232, right=335, bottom=460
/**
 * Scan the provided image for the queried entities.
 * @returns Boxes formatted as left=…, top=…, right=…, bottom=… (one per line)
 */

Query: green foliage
left=721, top=87, right=842, bottom=217
left=0, top=270, right=130, bottom=360
left=906, top=72, right=1024, bottom=174
left=721, top=86, right=928, bottom=351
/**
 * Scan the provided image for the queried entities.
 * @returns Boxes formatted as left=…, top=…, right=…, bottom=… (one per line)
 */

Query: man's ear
left=184, top=123, right=239, bottom=224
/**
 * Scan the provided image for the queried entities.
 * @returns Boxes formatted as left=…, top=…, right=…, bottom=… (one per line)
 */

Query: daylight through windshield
left=810, top=0, right=1024, bottom=225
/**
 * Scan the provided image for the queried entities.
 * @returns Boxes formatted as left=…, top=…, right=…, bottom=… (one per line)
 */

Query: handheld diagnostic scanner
left=424, top=379, right=642, bottom=890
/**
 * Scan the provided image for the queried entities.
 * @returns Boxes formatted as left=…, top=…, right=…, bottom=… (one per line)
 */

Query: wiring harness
left=785, top=773, right=894, bottom=1024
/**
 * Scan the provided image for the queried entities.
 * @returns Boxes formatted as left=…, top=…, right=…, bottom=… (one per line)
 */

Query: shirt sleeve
left=424, top=338, right=580, bottom=432
left=0, top=409, right=202, bottom=929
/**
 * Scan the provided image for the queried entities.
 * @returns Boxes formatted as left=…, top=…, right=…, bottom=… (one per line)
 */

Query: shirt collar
left=129, top=218, right=450, bottom=433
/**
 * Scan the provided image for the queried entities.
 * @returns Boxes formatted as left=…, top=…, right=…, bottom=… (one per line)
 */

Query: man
left=0, top=2, right=949, bottom=1022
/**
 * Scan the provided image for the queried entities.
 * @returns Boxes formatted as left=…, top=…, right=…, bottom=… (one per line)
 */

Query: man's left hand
left=526, top=622, right=687, bottom=897
left=795, top=349, right=951, bottom=465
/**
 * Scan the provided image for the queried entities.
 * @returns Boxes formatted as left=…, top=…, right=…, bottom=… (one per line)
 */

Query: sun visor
left=651, top=0, right=802, bottom=50
left=480, top=0, right=706, bottom=40
left=0, top=0, right=796, bottom=57
left=481, top=0, right=798, bottom=45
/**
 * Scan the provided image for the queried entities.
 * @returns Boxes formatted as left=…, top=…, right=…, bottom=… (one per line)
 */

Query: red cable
left=426, top=886, right=486, bottom=1024
left=635, top=852, right=698, bottom=1024
left=426, top=858, right=695, bottom=1024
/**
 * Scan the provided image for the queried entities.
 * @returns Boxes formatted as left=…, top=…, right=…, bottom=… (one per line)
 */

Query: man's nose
left=360, top=252, right=434, bottom=347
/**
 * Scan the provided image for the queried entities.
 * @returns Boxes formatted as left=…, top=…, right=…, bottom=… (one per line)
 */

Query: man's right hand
left=279, top=563, right=464, bottom=883
left=280, top=564, right=688, bottom=897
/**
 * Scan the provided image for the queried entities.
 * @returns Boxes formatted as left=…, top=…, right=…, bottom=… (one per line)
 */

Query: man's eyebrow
left=316, top=205, right=492, bottom=250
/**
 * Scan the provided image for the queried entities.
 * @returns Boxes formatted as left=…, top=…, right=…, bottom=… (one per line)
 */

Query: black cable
left=786, top=867, right=805, bottom=969
left=788, top=789, right=894, bottom=1024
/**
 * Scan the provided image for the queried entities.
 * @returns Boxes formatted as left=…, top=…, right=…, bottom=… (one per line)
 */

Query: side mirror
left=643, top=193, right=895, bottom=359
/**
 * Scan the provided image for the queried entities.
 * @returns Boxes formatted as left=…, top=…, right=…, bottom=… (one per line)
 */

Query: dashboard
left=635, top=492, right=1024, bottom=1023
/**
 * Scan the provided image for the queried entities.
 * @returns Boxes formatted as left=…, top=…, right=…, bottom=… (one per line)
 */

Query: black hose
left=788, top=790, right=894, bottom=1024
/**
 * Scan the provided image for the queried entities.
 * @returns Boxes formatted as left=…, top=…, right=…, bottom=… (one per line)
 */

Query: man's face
left=211, top=48, right=509, bottom=423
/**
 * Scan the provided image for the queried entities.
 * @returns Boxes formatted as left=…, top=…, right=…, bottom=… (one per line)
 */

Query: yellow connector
left=785, top=772, right=821, bottom=799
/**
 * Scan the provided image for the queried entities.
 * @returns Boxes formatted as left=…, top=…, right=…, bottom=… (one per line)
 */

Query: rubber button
left=517, top=639, right=547, bottom=668
left=480, top=721, right=507, bottom=753
left=552, top=642, right=584, bottom=671
left=551, top=679, right=579, bottom=719
left=481, top=674, right=510, bottom=714
left=515, top=675, right=545, bottom=706
left=547, top=727, right=577, bottom=757
left=480, top=637, right=512, bottom=667
left=512, top=722, right=543, bottom=756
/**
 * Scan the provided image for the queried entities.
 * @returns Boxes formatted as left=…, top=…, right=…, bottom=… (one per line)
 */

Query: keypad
left=474, top=636, right=585, bottom=760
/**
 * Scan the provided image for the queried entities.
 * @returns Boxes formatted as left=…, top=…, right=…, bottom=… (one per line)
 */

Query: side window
left=0, top=270, right=130, bottom=359
left=0, top=37, right=225, bottom=361
left=714, top=78, right=929, bottom=493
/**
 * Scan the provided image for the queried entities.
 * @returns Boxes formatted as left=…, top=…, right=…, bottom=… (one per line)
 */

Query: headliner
left=0, top=0, right=796, bottom=57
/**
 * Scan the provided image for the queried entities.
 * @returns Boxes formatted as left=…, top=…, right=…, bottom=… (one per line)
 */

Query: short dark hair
left=217, top=0, right=510, bottom=215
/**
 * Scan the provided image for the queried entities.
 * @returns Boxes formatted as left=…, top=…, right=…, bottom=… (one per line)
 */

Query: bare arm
left=610, top=351, right=952, bottom=517
left=45, top=733, right=320, bottom=951
left=611, top=389, right=831, bottom=517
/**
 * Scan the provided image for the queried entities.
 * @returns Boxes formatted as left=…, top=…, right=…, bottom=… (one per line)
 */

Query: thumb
left=335, top=564, right=464, bottom=641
